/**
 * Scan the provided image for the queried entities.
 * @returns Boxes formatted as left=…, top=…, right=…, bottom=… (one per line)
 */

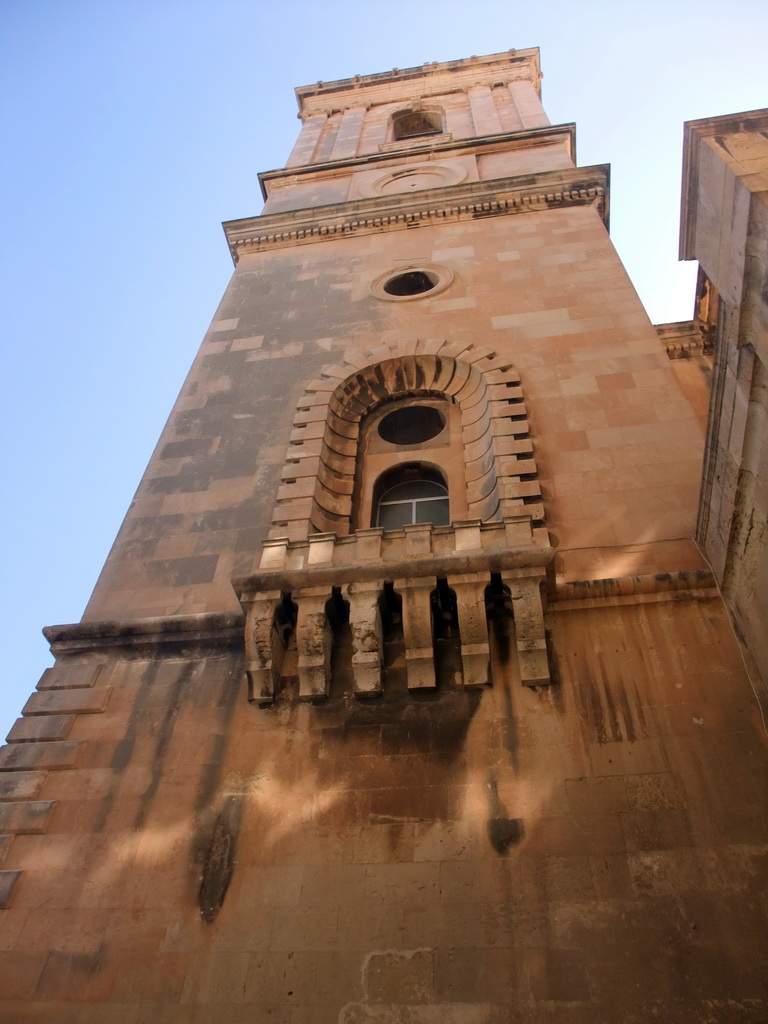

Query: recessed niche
left=392, top=109, right=442, bottom=141
left=378, top=405, right=446, bottom=445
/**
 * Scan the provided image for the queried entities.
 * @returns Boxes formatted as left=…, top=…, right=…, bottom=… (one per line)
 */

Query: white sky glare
left=0, top=0, right=766, bottom=737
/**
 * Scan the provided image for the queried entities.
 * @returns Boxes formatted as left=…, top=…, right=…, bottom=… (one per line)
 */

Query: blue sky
left=0, top=0, right=766, bottom=738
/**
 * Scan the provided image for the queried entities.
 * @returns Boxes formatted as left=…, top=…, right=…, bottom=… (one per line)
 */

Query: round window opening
left=378, top=405, right=446, bottom=445
left=383, top=270, right=437, bottom=297
left=370, top=263, right=453, bottom=302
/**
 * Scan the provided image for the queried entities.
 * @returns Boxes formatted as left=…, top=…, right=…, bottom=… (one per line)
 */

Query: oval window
left=382, top=271, right=437, bottom=296
left=378, top=406, right=445, bottom=445
left=370, top=263, right=454, bottom=302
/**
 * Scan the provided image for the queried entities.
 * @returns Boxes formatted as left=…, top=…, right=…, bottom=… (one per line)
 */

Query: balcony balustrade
left=233, top=516, right=553, bottom=704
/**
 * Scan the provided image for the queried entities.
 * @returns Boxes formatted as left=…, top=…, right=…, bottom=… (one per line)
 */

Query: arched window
left=391, top=108, right=442, bottom=141
left=374, top=464, right=449, bottom=529
left=270, top=342, right=540, bottom=540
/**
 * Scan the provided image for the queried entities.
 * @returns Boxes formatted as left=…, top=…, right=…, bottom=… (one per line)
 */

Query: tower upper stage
left=294, top=48, right=542, bottom=119
left=248, top=48, right=592, bottom=234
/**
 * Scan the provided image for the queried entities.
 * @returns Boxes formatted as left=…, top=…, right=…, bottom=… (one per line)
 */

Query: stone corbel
left=507, top=575, right=550, bottom=686
left=452, top=572, right=492, bottom=688
left=396, top=577, right=436, bottom=690
left=345, top=581, right=384, bottom=697
left=294, top=587, right=332, bottom=701
left=244, top=591, right=287, bottom=705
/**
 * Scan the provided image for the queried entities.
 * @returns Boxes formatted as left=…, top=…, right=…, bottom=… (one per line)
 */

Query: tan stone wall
left=83, top=203, right=705, bottom=621
left=681, top=111, right=768, bottom=689
left=1, top=593, right=767, bottom=1019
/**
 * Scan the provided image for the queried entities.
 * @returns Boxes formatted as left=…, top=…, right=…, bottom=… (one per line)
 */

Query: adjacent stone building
left=0, top=49, right=766, bottom=1023
left=680, top=109, right=768, bottom=691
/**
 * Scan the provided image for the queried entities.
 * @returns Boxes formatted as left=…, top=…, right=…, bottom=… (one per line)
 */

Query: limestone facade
left=680, top=109, right=768, bottom=690
left=0, top=49, right=766, bottom=1023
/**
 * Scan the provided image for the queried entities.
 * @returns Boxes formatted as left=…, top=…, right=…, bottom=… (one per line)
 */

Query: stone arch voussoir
left=270, top=339, right=542, bottom=540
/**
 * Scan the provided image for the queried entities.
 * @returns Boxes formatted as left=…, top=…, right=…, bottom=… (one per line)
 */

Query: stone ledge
left=22, top=689, right=112, bottom=717
left=234, top=543, right=554, bottom=599
left=0, top=869, right=21, bottom=908
left=553, top=571, right=717, bottom=610
left=0, top=800, right=56, bottom=834
left=0, top=741, right=82, bottom=772
left=0, top=772, right=46, bottom=801
left=6, top=715, right=75, bottom=743
left=37, top=663, right=103, bottom=691
left=43, top=611, right=244, bottom=656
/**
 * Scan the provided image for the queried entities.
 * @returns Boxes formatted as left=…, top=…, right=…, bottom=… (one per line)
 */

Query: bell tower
left=1, top=49, right=767, bottom=1022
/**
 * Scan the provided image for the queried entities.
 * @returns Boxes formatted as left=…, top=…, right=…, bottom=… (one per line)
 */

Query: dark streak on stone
left=500, top=680, right=518, bottom=771
left=545, top=628, right=561, bottom=691
left=599, top=658, right=622, bottom=743
left=192, top=652, right=247, bottom=897
left=93, top=662, right=162, bottom=833
left=616, top=670, right=637, bottom=743
left=134, top=661, right=196, bottom=829
left=111, top=663, right=160, bottom=774
left=485, top=772, right=524, bottom=853
left=198, top=794, right=243, bottom=923
left=588, top=664, right=608, bottom=745
left=487, top=816, right=524, bottom=853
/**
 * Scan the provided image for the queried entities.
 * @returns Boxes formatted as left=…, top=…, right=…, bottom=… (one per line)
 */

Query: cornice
left=295, top=49, right=542, bottom=113
left=258, top=124, right=577, bottom=198
left=224, top=163, right=610, bottom=263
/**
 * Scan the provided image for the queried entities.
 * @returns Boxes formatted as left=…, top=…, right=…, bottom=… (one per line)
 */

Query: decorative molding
left=235, top=161, right=605, bottom=260
left=230, top=185, right=605, bottom=259
left=369, top=263, right=454, bottom=302
left=294, top=48, right=543, bottom=115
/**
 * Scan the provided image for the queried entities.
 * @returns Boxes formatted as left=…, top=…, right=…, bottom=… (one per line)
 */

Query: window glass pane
left=415, top=497, right=450, bottom=526
left=378, top=501, right=415, bottom=529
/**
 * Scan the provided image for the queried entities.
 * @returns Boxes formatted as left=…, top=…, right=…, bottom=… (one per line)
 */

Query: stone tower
left=1, top=50, right=767, bottom=1022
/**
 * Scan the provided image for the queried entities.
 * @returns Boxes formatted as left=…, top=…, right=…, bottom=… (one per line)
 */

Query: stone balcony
left=233, top=516, right=554, bottom=705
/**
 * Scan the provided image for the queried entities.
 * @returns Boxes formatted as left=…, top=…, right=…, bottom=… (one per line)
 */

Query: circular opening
left=382, top=271, right=437, bottom=297
left=378, top=405, right=445, bottom=445
left=370, top=262, right=453, bottom=302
